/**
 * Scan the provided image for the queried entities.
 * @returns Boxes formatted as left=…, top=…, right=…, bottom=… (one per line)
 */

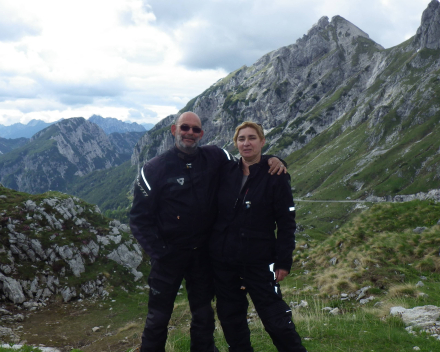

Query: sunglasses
left=179, top=124, right=202, bottom=133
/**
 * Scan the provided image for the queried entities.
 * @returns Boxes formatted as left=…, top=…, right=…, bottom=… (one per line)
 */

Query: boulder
left=61, top=286, right=77, bottom=302
left=0, top=274, right=25, bottom=304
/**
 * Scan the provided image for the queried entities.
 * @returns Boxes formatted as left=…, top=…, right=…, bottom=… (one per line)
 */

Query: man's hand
left=275, top=269, right=289, bottom=283
left=268, top=157, right=287, bottom=175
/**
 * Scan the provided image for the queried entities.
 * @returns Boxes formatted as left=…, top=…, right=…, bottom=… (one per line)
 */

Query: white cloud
left=0, top=0, right=433, bottom=127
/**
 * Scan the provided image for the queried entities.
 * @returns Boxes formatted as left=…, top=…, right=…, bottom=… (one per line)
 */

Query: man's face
left=171, top=113, right=204, bottom=154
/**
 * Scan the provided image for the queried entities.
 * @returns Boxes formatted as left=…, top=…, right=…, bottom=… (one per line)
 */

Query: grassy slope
left=280, top=44, right=440, bottom=201
left=66, top=160, right=137, bottom=223
left=5, top=200, right=439, bottom=352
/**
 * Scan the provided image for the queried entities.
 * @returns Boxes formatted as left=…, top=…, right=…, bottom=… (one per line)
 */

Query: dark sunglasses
left=179, top=124, right=202, bottom=133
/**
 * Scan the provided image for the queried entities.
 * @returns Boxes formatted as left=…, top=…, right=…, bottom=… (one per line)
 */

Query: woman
left=210, top=121, right=307, bottom=352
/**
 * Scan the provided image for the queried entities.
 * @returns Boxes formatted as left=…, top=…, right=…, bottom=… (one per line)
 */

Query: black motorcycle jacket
left=209, top=158, right=296, bottom=271
left=129, top=145, right=235, bottom=259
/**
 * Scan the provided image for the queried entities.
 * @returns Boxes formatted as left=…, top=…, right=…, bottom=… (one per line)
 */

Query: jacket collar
left=172, top=145, right=200, bottom=162
left=238, top=156, right=264, bottom=176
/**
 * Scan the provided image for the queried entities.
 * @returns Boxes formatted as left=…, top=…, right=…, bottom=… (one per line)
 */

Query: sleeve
left=272, top=172, right=296, bottom=272
left=219, top=147, right=238, bottom=163
left=262, top=154, right=288, bottom=167
left=129, top=162, right=168, bottom=259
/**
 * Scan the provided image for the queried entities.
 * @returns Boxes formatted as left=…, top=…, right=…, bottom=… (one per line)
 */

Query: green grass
left=2, top=195, right=440, bottom=351
left=66, top=160, right=137, bottom=222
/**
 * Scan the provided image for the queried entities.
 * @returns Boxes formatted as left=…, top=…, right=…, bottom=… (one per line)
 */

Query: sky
left=0, top=0, right=433, bottom=127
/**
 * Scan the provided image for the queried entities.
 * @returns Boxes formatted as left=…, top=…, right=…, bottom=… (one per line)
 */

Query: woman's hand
left=275, top=269, right=289, bottom=282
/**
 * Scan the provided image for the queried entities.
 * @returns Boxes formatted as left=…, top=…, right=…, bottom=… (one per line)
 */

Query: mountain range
left=0, top=118, right=142, bottom=195
left=0, top=115, right=154, bottom=140
left=1, top=3, right=440, bottom=350
left=131, top=0, right=440, bottom=201
left=1, top=1, right=440, bottom=220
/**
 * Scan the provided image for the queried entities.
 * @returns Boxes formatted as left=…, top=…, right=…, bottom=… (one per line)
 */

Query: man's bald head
left=175, top=112, right=201, bottom=125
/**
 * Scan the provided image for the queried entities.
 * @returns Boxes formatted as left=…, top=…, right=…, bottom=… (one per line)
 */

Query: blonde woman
left=210, top=121, right=306, bottom=352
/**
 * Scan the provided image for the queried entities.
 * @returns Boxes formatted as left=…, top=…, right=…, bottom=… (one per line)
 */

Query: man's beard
left=175, top=134, right=199, bottom=154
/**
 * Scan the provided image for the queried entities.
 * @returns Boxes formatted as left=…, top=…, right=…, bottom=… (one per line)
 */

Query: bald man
left=130, top=112, right=285, bottom=351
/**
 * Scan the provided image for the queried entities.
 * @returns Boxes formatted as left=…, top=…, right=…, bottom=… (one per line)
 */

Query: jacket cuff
left=274, top=260, right=292, bottom=273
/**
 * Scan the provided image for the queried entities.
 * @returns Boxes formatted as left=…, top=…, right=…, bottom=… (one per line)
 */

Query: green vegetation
left=66, top=160, right=136, bottom=222
left=2, top=179, right=440, bottom=352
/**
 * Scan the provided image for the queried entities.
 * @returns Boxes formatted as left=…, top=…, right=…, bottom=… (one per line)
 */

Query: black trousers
left=141, top=247, right=218, bottom=352
left=212, top=260, right=307, bottom=352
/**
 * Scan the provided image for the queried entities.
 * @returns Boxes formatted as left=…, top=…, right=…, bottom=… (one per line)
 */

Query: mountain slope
left=66, top=160, right=137, bottom=222
left=0, top=118, right=128, bottom=194
left=0, top=137, right=28, bottom=155
left=131, top=0, right=440, bottom=202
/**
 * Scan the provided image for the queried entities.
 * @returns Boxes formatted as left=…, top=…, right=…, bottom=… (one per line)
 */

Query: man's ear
left=171, top=124, right=177, bottom=136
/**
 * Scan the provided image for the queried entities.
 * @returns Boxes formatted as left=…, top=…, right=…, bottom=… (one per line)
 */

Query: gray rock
left=0, top=308, right=11, bottom=316
left=329, top=308, right=340, bottom=315
left=390, top=306, right=408, bottom=316
left=57, top=245, right=85, bottom=277
left=0, top=326, right=15, bottom=338
left=0, top=274, right=26, bottom=304
left=107, top=244, right=143, bottom=281
left=413, top=227, right=427, bottom=234
left=329, top=257, right=338, bottom=265
left=0, top=265, right=12, bottom=275
left=81, top=281, right=97, bottom=295
left=61, top=286, right=77, bottom=302
left=1, top=313, right=24, bottom=323
left=107, top=244, right=142, bottom=270
left=391, top=305, right=440, bottom=328
left=356, top=286, right=371, bottom=301
left=23, top=301, right=39, bottom=309
left=413, top=0, right=440, bottom=50
left=24, top=200, right=37, bottom=212
left=415, top=281, right=424, bottom=288
left=97, top=235, right=111, bottom=246
left=359, top=296, right=375, bottom=305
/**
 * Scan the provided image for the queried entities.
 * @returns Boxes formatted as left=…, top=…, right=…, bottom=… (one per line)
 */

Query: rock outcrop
left=129, top=1, right=440, bottom=202
left=413, top=0, right=440, bottom=50
left=0, top=187, right=145, bottom=306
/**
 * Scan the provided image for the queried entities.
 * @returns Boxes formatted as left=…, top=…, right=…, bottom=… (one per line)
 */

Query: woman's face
left=237, top=127, right=265, bottom=160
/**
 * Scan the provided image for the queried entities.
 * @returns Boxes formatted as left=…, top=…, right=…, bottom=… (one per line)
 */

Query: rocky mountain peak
left=413, top=0, right=440, bottom=49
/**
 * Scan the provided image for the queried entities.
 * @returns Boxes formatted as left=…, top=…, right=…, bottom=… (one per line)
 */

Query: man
left=129, top=112, right=285, bottom=351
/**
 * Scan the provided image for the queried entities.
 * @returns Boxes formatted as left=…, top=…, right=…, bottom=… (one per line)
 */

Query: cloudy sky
left=0, top=0, right=432, bottom=127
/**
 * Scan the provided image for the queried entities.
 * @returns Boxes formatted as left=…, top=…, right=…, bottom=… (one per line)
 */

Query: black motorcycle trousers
left=141, top=247, right=218, bottom=352
left=212, top=260, right=307, bottom=352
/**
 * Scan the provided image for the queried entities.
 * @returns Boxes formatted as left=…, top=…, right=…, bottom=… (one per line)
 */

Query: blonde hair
left=233, top=121, right=265, bottom=147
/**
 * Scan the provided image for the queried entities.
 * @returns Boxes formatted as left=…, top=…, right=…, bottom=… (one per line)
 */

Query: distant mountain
left=141, top=122, right=155, bottom=130
left=108, top=131, right=145, bottom=159
left=0, top=117, right=128, bottom=194
left=0, top=136, right=28, bottom=154
left=0, top=116, right=148, bottom=139
left=88, top=115, right=146, bottom=134
left=0, top=119, right=57, bottom=138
